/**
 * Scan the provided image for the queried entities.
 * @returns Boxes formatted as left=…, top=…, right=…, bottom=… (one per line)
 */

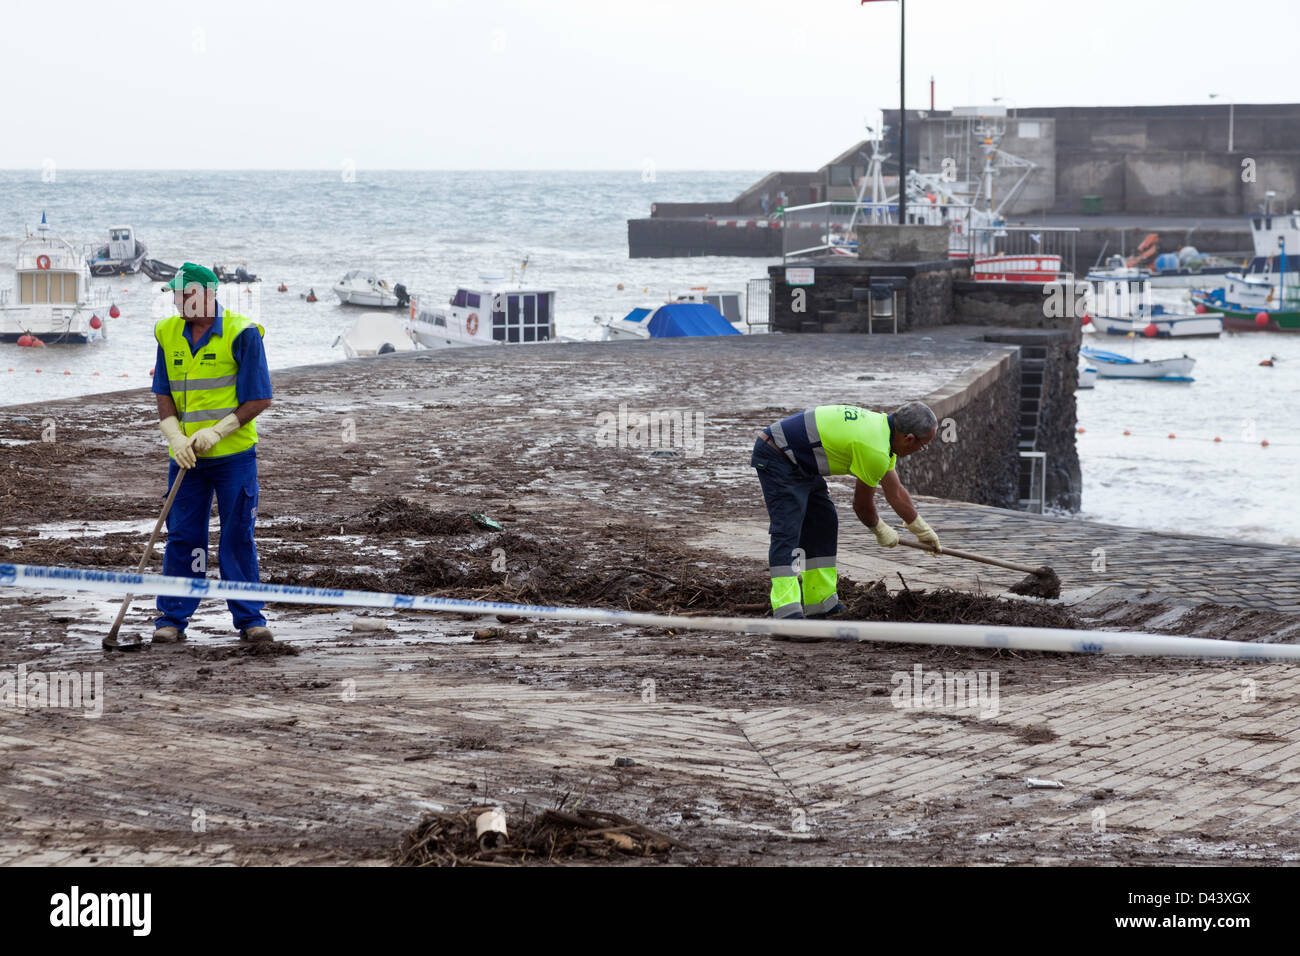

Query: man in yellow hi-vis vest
left=751, top=402, right=940, bottom=620
left=151, top=263, right=274, bottom=644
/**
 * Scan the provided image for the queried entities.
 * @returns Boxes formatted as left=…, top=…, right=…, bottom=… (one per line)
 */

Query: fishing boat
left=1085, top=271, right=1222, bottom=337
left=595, top=302, right=741, bottom=342
left=1191, top=200, right=1300, bottom=312
left=408, top=275, right=556, bottom=349
left=333, top=313, right=419, bottom=359
left=1080, top=347, right=1195, bottom=382
left=86, top=224, right=147, bottom=276
left=1194, top=300, right=1300, bottom=333
left=1, top=214, right=109, bottom=344
left=333, top=271, right=410, bottom=308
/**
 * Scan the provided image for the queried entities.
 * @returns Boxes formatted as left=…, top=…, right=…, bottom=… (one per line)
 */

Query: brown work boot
left=239, top=625, right=274, bottom=643
left=151, top=626, right=185, bottom=644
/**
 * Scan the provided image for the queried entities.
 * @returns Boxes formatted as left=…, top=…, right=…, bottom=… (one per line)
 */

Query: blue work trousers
left=154, top=452, right=266, bottom=632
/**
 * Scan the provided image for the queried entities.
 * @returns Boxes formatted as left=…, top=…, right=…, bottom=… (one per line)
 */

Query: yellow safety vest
left=155, top=311, right=264, bottom=459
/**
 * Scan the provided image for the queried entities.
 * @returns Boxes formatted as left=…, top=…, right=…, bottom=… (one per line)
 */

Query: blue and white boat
left=1191, top=203, right=1300, bottom=312
left=1080, top=347, right=1195, bottom=382
left=595, top=302, right=741, bottom=341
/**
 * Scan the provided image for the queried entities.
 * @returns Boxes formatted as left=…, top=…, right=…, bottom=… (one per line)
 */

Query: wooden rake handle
left=104, top=467, right=189, bottom=645
left=895, top=537, right=1051, bottom=576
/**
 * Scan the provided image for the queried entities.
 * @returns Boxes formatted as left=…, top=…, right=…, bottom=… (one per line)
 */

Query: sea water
left=1, top=170, right=1296, bottom=543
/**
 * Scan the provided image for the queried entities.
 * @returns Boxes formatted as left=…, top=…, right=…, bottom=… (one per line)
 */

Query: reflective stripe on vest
left=155, top=311, right=264, bottom=459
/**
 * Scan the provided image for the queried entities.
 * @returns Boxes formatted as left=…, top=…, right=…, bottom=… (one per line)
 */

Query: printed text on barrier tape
left=1, top=563, right=1297, bottom=661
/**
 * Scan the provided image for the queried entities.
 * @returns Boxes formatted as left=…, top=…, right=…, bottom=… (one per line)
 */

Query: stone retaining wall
left=895, top=350, right=1021, bottom=509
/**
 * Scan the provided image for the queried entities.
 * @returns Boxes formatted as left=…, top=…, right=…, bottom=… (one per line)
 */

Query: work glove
left=870, top=521, right=899, bottom=548
left=906, top=516, right=942, bottom=553
left=189, top=413, right=242, bottom=456
left=159, top=415, right=196, bottom=469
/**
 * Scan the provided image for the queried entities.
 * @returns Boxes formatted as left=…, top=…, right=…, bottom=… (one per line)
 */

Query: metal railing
left=958, top=225, right=1079, bottom=275
left=780, top=200, right=1080, bottom=275
left=781, top=200, right=976, bottom=262
left=1018, top=450, right=1047, bottom=514
left=745, top=278, right=772, bottom=332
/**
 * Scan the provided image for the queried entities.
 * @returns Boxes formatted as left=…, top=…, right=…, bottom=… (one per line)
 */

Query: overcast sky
left=5, top=0, right=1297, bottom=170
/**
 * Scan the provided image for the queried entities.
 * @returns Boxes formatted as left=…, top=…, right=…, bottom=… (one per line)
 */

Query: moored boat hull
left=1089, top=313, right=1222, bottom=338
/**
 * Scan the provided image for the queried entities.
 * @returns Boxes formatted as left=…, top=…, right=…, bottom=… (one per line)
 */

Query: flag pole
left=898, top=0, right=906, bottom=226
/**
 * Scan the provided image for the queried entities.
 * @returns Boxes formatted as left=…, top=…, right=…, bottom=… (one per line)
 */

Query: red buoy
left=1143, top=323, right=1159, bottom=337
left=109, top=304, right=120, bottom=318
left=1195, top=304, right=1207, bottom=314
left=89, top=315, right=102, bottom=329
left=1081, top=313, right=1091, bottom=326
left=16, top=334, right=32, bottom=347
left=1256, top=312, right=1270, bottom=327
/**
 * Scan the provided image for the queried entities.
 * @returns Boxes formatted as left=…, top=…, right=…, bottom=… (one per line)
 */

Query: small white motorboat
left=333, top=312, right=419, bottom=359
left=1, top=213, right=110, bottom=344
left=333, top=270, right=410, bottom=308
left=1080, top=347, right=1195, bottom=382
left=86, top=224, right=147, bottom=276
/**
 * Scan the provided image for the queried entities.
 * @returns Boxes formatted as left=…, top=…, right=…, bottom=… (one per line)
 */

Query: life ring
left=36, top=255, right=51, bottom=270
left=466, top=312, right=479, bottom=336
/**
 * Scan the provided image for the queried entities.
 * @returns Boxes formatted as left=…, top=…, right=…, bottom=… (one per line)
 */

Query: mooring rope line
left=2, top=563, right=1298, bottom=661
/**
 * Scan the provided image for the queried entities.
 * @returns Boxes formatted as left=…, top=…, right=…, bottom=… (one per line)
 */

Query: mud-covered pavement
left=3, top=335, right=1300, bottom=865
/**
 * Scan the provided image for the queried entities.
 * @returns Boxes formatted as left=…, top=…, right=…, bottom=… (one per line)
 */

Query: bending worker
left=151, top=263, right=274, bottom=644
left=752, top=402, right=941, bottom=620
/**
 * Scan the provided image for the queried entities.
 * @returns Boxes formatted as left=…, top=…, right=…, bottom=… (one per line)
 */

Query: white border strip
left=2, top=563, right=1297, bottom=661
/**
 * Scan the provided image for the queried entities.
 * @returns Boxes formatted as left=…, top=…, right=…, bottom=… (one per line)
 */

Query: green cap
left=165, top=262, right=219, bottom=292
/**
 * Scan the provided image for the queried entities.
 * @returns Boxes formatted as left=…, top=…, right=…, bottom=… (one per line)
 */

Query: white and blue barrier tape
left=1, top=562, right=1297, bottom=661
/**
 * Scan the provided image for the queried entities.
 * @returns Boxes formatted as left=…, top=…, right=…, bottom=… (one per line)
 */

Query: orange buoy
left=1262, top=439, right=1270, bottom=447
left=16, top=334, right=32, bottom=347
left=109, top=304, right=120, bottom=318
left=1256, top=312, right=1270, bottom=327
left=93, top=371, right=100, bottom=376
left=1260, top=359, right=1274, bottom=367
left=1214, top=436, right=1221, bottom=442
left=34, top=368, right=42, bottom=373
left=277, top=282, right=288, bottom=292
left=1122, top=429, right=1131, bottom=436
left=1168, top=433, right=1176, bottom=439
left=1077, top=427, right=1085, bottom=434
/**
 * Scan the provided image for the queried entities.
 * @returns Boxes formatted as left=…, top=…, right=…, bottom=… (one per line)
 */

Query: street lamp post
left=1209, top=93, right=1235, bottom=152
